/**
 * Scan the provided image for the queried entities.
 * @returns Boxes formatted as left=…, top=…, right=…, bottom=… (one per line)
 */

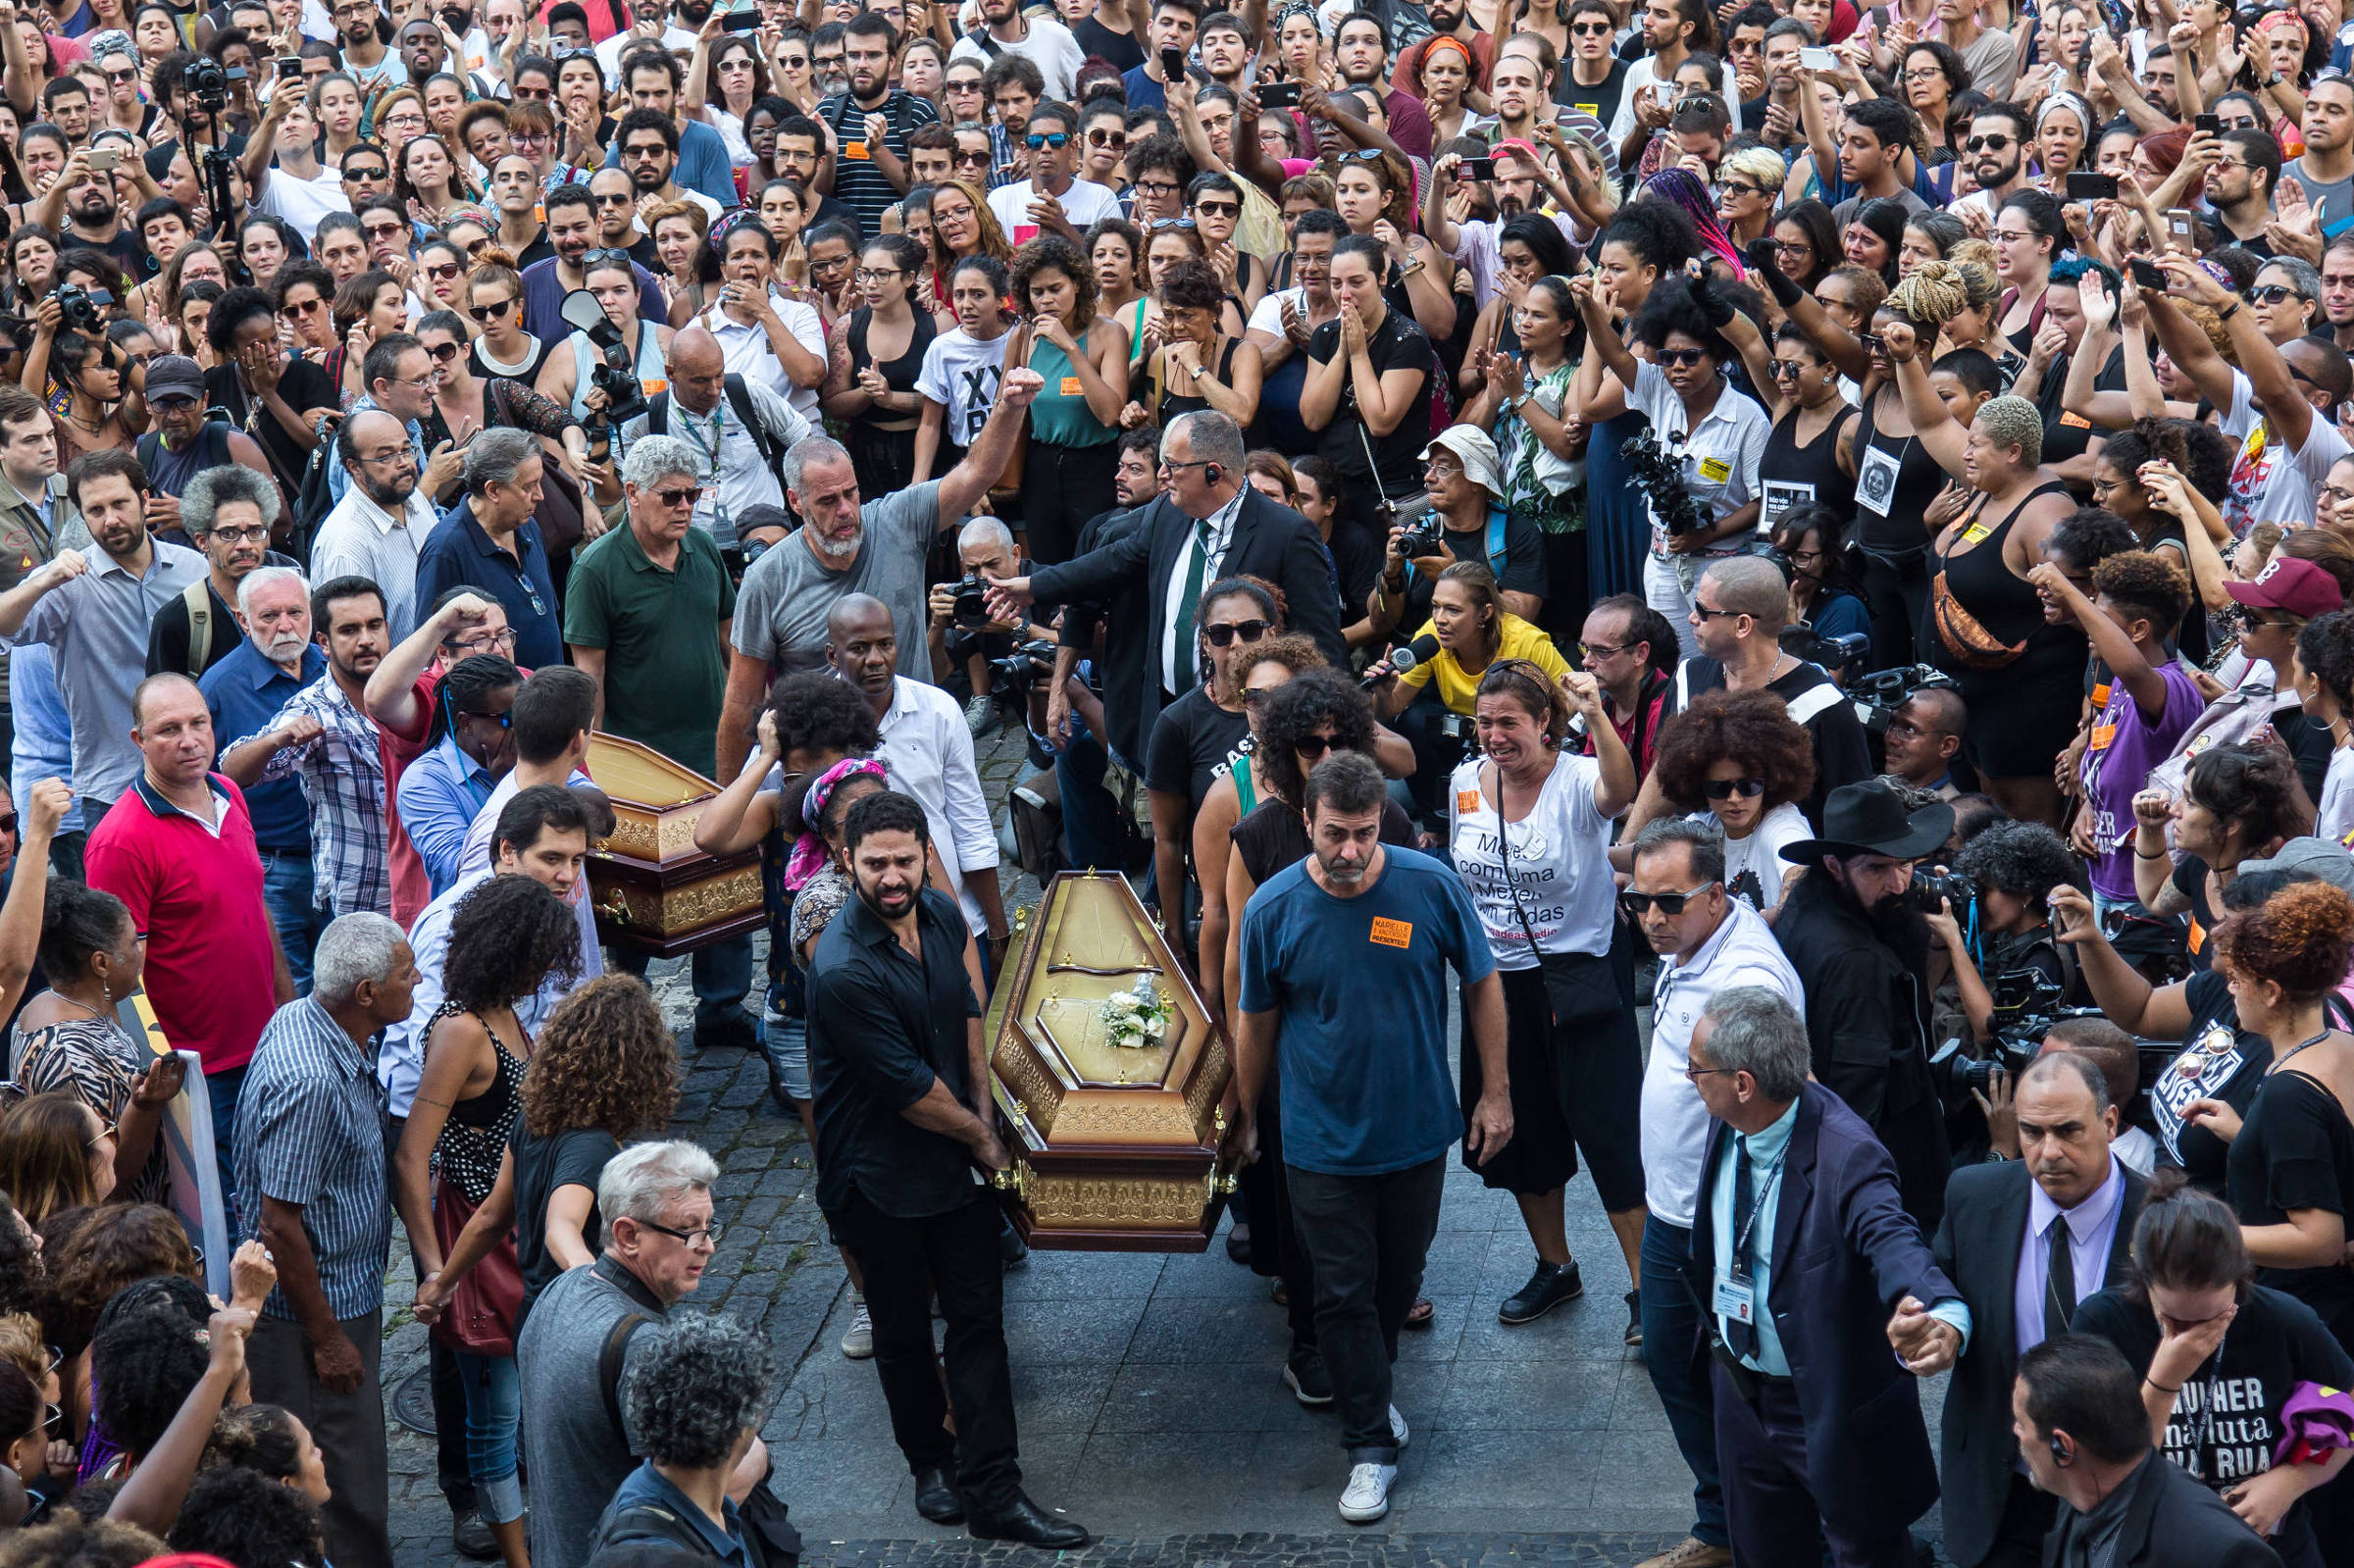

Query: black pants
left=1860, top=546, right=1930, bottom=674
left=1286, top=1154, right=1444, bottom=1462
left=1018, top=438, right=1120, bottom=568
left=832, top=1188, right=1022, bottom=1510
left=1712, top=1363, right=1918, bottom=1568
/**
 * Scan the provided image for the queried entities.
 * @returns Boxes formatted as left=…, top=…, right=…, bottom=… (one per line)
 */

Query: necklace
left=2272, top=1027, right=2332, bottom=1074
left=51, top=990, right=110, bottom=1020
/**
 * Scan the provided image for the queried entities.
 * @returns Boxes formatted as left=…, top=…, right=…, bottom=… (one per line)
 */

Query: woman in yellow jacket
left=1368, top=560, right=1571, bottom=723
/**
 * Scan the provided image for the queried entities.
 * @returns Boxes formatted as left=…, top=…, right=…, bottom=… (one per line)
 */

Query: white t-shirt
left=916, top=327, right=1012, bottom=450
left=988, top=177, right=1123, bottom=247
left=596, top=23, right=702, bottom=87
left=1606, top=54, right=1744, bottom=147
left=1712, top=802, right=1812, bottom=915
left=2321, top=746, right=2354, bottom=847
left=949, top=17, right=1087, bottom=100
left=2225, top=368, right=2350, bottom=534
left=1446, top=752, right=1617, bottom=965
left=254, top=165, right=353, bottom=243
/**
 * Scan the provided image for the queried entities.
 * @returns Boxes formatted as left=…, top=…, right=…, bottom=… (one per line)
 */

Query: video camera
left=1780, top=624, right=1870, bottom=675
left=1931, top=968, right=2102, bottom=1096
left=557, top=288, right=648, bottom=429
left=1621, top=425, right=1709, bottom=537
left=1850, top=663, right=1958, bottom=735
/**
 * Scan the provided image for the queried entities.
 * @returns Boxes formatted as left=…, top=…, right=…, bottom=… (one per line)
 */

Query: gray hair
left=2263, top=254, right=2324, bottom=304
left=621, top=433, right=700, bottom=490
left=180, top=464, right=282, bottom=536
left=1630, top=815, right=1727, bottom=886
left=463, top=428, right=541, bottom=496
left=309, top=913, right=409, bottom=1006
left=598, top=1138, right=719, bottom=1230
left=1697, top=986, right=1811, bottom=1101
left=957, top=516, right=1013, bottom=555
left=780, top=433, right=853, bottom=496
left=623, top=1314, right=777, bottom=1470
left=1700, top=556, right=1790, bottom=628
left=235, top=565, right=309, bottom=621
left=1163, top=410, right=1245, bottom=475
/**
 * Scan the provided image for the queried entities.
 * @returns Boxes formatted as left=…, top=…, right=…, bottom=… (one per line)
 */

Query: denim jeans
left=1051, top=721, right=1130, bottom=874
left=451, top=1347, right=524, bottom=1525
left=1640, top=1213, right=1726, bottom=1546
left=205, top=1062, right=246, bottom=1214
left=613, top=931, right=754, bottom=1030
left=260, top=849, right=333, bottom=996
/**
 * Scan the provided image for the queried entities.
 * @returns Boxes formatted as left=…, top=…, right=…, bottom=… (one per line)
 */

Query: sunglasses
left=581, top=247, right=636, bottom=268
left=1025, top=130, right=1068, bottom=148
left=1702, top=777, right=1766, bottom=799
left=1203, top=618, right=1271, bottom=646
left=1086, top=127, right=1121, bottom=146
left=0, top=813, right=16, bottom=835
left=1295, top=733, right=1340, bottom=759
left=1620, top=883, right=1717, bottom=916
left=1964, top=133, right=2013, bottom=151
left=362, top=223, right=404, bottom=239
left=424, top=261, right=461, bottom=280
left=2248, top=282, right=2303, bottom=305
left=346, top=166, right=390, bottom=181
left=468, top=297, right=516, bottom=323
left=1657, top=347, right=1711, bottom=368
left=1577, top=640, right=1626, bottom=659
left=287, top=295, right=328, bottom=315
left=952, top=149, right=992, bottom=166
left=424, top=340, right=461, bottom=362
left=1195, top=199, right=1240, bottom=218
left=1151, top=216, right=1199, bottom=230
left=651, top=483, right=704, bottom=507
left=1570, top=19, right=1612, bottom=31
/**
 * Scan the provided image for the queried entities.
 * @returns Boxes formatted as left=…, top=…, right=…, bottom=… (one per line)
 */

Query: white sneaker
left=1339, top=1461, right=1398, bottom=1523
left=840, top=1294, right=874, bottom=1359
left=1390, top=1403, right=1409, bottom=1450
left=964, top=694, right=996, bottom=736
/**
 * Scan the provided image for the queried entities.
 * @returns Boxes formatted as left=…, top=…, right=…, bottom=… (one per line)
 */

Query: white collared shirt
left=697, top=292, right=827, bottom=422
left=873, top=675, right=1000, bottom=936
left=311, top=482, right=434, bottom=640
left=1625, top=360, right=1770, bottom=557
left=1159, top=489, right=1247, bottom=696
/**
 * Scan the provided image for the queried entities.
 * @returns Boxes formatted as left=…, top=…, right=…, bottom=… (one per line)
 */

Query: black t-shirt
left=2229, top=1066, right=2354, bottom=1335
left=69, top=224, right=154, bottom=283
left=1145, top=684, right=1253, bottom=808
left=1307, top=307, right=1433, bottom=499
left=1674, top=656, right=1873, bottom=832
left=2074, top=1282, right=2354, bottom=1567
left=509, top=1122, right=618, bottom=1332
left=2276, top=706, right=2335, bottom=805
left=1327, top=521, right=1381, bottom=625
left=1070, top=11, right=1145, bottom=70
left=2152, top=970, right=2271, bottom=1194
left=623, top=233, right=661, bottom=272
left=204, top=356, right=339, bottom=496
left=2033, top=347, right=2126, bottom=475
left=144, top=579, right=244, bottom=680
left=2173, top=854, right=2223, bottom=972
left=1401, top=512, right=1550, bottom=623
left=1555, top=56, right=1630, bottom=126
left=513, top=225, right=556, bottom=271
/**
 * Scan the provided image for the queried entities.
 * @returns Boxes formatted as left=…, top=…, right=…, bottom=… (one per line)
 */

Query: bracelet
left=2218, top=299, right=2241, bottom=321
left=2146, top=1375, right=2184, bottom=1394
left=2134, top=845, right=2168, bottom=859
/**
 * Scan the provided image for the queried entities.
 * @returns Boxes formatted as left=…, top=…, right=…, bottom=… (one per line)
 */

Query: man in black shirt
left=806, top=789, right=1088, bottom=1549
left=146, top=464, right=285, bottom=679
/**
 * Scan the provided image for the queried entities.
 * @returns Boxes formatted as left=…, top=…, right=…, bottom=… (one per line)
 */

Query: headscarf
left=783, top=757, right=890, bottom=889
left=1641, top=167, right=1743, bottom=272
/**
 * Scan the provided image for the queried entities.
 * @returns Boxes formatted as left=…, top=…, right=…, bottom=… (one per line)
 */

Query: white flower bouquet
left=1100, top=975, right=1174, bottom=1049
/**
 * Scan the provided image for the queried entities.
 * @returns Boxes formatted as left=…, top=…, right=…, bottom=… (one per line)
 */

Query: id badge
left=1713, top=1271, right=1756, bottom=1324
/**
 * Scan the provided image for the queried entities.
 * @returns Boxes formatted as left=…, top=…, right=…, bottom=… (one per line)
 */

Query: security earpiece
left=2049, top=1433, right=2073, bottom=1467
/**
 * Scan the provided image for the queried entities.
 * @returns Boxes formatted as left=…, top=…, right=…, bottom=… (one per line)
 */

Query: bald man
left=827, top=592, right=1009, bottom=966
left=650, top=327, right=811, bottom=565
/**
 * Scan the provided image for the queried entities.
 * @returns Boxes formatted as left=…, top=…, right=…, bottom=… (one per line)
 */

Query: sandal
left=1403, top=1296, right=1435, bottom=1330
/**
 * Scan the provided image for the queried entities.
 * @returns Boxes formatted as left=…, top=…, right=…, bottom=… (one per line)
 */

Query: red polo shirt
left=85, top=774, right=278, bottom=1076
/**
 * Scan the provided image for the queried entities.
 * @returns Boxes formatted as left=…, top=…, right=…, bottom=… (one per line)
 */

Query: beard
left=357, top=467, right=416, bottom=509
left=855, top=873, right=920, bottom=921
left=260, top=631, right=310, bottom=665
left=676, top=0, right=716, bottom=22
left=1820, top=866, right=1934, bottom=959
left=809, top=522, right=862, bottom=561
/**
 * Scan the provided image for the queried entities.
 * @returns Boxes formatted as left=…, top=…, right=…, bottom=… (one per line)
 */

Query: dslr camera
left=1622, top=425, right=1709, bottom=537
left=183, top=54, right=230, bottom=112
left=556, top=288, right=649, bottom=427
left=52, top=284, right=102, bottom=334
left=1850, top=663, right=1958, bottom=734
left=1780, top=624, right=1870, bottom=675
left=1913, top=864, right=1974, bottom=914
left=950, top=573, right=992, bottom=632
left=986, top=637, right=1057, bottom=692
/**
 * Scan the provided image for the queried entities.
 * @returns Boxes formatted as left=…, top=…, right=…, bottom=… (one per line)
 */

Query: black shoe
left=1226, top=1220, right=1252, bottom=1266
left=1624, top=1289, right=1643, bottom=1346
left=1499, top=1258, right=1584, bottom=1325
left=967, top=1493, right=1089, bottom=1548
left=450, top=1511, right=498, bottom=1560
left=998, top=1210, right=1029, bottom=1267
left=912, top=1466, right=964, bottom=1525
left=1283, top=1344, right=1334, bottom=1407
left=696, top=1005, right=760, bottom=1053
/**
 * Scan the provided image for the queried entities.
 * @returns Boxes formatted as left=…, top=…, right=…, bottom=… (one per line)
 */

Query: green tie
left=1169, top=516, right=1213, bottom=692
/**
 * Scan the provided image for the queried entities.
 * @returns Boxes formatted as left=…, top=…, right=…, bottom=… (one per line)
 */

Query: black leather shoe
left=696, top=1006, right=761, bottom=1053
left=912, top=1466, right=964, bottom=1525
left=966, top=1493, right=1090, bottom=1548
left=450, top=1511, right=498, bottom=1560
left=1499, top=1258, right=1584, bottom=1325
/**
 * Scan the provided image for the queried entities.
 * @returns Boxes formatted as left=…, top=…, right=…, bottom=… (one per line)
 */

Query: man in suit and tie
left=1906, top=1050, right=2149, bottom=1568
left=2016, top=1337, right=2283, bottom=1568
left=983, top=410, right=1349, bottom=771
left=1681, top=986, right=1967, bottom=1568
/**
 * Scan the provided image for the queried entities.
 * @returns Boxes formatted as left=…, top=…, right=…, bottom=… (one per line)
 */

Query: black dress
left=1925, top=481, right=2089, bottom=779
left=844, top=305, right=936, bottom=498
left=1851, top=388, right=1949, bottom=669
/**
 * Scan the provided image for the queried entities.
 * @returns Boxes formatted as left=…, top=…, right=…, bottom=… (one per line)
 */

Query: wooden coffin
left=984, top=870, right=1236, bottom=1251
left=583, top=732, right=763, bottom=958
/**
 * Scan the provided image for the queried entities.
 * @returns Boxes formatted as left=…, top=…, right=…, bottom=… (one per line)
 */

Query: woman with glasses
left=1712, top=145, right=1782, bottom=255
left=9, top=880, right=175, bottom=1213
left=1769, top=196, right=1839, bottom=296
left=921, top=177, right=1010, bottom=321
left=769, top=27, right=818, bottom=113
left=1644, top=687, right=1817, bottom=916
left=1143, top=254, right=1254, bottom=434
left=823, top=233, right=936, bottom=497
left=414, top=235, right=477, bottom=328
left=685, top=29, right=773, bottom=167
left=1993, top=187, right=2067, bottom=350
left=394, top=875, right=581, bottom=1568
left=460, top=250, right=549, bottom=393
left=507, top=99, right=586, bottom=193
left=420, top=309, right=591, bottom=498
left=1899, top=40, right=1971, bottom=161
left=1736, top=307, right=1858, bottom=541
left=1769, top=503, right=1870, bottom=648
left=374, top=84, right=433, bottom=153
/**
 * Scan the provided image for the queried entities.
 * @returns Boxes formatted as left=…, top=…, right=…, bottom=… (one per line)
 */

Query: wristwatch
left=1509, top=389, right=1534, bottom=412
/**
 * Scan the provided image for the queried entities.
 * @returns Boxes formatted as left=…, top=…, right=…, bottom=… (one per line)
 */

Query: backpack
left=288, top=410, right=345, bottom=555
left=818, top=87, right=920, bottom=155
left=178, top=580, right=214, bottom=676
left=644, top=376, right=790, bottom=474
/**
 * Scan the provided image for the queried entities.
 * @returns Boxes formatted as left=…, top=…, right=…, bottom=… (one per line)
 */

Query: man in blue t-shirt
left=1234, top=749, right=1509, bottom=1528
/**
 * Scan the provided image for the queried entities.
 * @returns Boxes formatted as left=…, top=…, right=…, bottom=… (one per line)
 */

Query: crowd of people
left=2, top=0, right=2354, bottom=1559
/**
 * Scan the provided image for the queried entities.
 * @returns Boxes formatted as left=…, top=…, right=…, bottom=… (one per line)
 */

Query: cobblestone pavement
left=381, top=725, right=1944, bottom=1567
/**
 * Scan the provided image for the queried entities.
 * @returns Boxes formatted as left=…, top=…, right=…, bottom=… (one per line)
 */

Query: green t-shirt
left=561, top=521, right=738, bottom=779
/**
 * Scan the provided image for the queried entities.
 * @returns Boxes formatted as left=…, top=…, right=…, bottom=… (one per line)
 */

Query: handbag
left=430, top=1175, right=524, bottom=1357
left=1930, top=569, right=2028, bottom=670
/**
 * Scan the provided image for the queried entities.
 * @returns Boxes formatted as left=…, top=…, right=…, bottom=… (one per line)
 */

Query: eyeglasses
left=1242, top=685, right=1285, bottom=707
left=2319, top=481, right=2354, bottom=506
left=1773, top=238, right=1812, bottom=257
left=650, top=483, right=705, bottom=508
left=1682, top=1062, right=1740, bottom=1081
left=448, top=626, right=519, bottom=653
left=1621, top=883, right=1718, bottom=915
left=2249, top=282, right=2303, bottom=305
left=1991, top=228, right=2036, bottom=244
left=1025, top=130, right=1068, bottom=148
left=1578, top=640, right=1627, bottom=659
left=424, top=340, right=461, bottom=362
left=854, top=267, right=902, bottom=282
left=1964, top=133, right=2014, bottom=151
left=358, top=445, right=416, bottom=466
left=468, top=297, right=516, bottom=324
left=1134, top=177, right=1181, bottom=195
left=1203, top=618, right=1271, bottom=646
left=207, top=523, right=273, bottom=543
left=459, top=708, right=512, bottom=728
left=1657, top=347, right=1711, bottom=368
left=1702, top=777, right=1767, bottom=799
left=638, top=1217, right=724, bottom=1247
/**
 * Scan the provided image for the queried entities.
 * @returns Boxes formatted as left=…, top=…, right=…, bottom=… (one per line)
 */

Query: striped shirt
left=235, top=674, right=389, bottom=918
left=815, top=89, right=940, bottom=238
left=233, top=996, right=391, bottom=1322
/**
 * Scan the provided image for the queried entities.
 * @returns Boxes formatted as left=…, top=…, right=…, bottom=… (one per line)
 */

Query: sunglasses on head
left=1203, top=618, right=1272, bottom=646
left=1620, top=884, right=1716, bottom=916
left=1152, top=216, right=1199, bottom=229
left=581, top=247, right=635, bottom=268
left=1702, top=777, right=1766, bottom=800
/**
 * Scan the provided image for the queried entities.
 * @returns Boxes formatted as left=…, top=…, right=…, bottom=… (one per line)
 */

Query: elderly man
left=1917, top=1051, right=2147, bottom=1568
left=565, top=436, right=753, bottom=1049
left=201, top=566, right=331, bottom=989
left=222, top=577, right=393, bottom=920
left=1626, top=817, right=1804, bottom=1568
left=718, top=369, right=1044, bottom=782
left=315, top=401, right=445, bottom=641
left=416, top=429, right=563, bottom=669
left=987, top=410, right=1350, bottom=775
left=645, top=327, right=809, bottom=567
left=1683, top=985, right=1968, bottom=1568
left=147, top=464, right=283, bottom=679
left=926, top=517, right=1049, bottom=737
left=518, top=1139, right=742, bottom=1568
left=1882, top=686, right=1969, bottom=799
left=237, top=911, right=417, bottom=1568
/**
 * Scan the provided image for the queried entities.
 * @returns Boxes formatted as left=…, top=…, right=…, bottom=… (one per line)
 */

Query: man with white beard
left=199, top=565, right=333, bottom=989
left=715, top=372, right=1043, bottom=784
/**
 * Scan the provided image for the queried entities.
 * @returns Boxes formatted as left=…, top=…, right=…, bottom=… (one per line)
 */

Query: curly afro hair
left=623, top=1313, right=777, bottom=1470
left=1008, top=231, right=1099, bottom=323
left=35, top=1203, right=198, bottom=1361
left=521, top=975, right=678, bottom=1140
left=1597, top=197, right=1698, bottom=276
left=1255, top=667, right=1380, bottom=806
left=764, top=670, right=882, bottom=766
left=1651, top=688, right=1817, bottom=813
left=0, top=1510, right=165, bottom=1568
left=443, top=873, right=583, bottom=1012
left=169, top=1462, right=328, bottom=1568
left=2214, top=880, right=2354, bottom=1004
left=1952, top=819, right=2079, bottom=907
left=2045, top=507, right=2137, bottom=574
left=2091, top=548, right=2191, bottom=636
left=91, top=1306, right=209, bottom=1459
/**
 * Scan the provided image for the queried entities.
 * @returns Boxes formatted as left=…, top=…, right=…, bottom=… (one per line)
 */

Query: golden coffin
left=583, top=732, right=764, bottom=958
left=985, top=870, right=1236, bottom=1252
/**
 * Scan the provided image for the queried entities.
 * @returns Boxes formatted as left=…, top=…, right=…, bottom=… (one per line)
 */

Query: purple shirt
left=2080, top=661, right=2205, bottom=900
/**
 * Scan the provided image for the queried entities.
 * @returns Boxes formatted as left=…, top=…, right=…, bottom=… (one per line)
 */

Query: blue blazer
left=1682, top=1082, right=1958, bottom=1539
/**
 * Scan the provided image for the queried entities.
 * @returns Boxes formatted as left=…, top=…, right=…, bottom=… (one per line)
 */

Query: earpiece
left=2049, top=1433, right=2073, bottom=1467
left=1203, top=463, right=1222, bottom=484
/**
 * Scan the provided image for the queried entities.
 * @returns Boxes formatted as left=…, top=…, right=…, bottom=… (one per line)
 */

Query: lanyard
left=1730, top=1138, right=1790, bottom=1271
left=680, top=406, right=729, bottom=539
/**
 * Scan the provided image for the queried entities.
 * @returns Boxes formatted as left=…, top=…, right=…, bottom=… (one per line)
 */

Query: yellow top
left=1395, top=613, right=1570, bottom=715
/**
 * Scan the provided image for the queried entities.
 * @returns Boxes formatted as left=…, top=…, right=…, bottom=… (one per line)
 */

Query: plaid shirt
left=233, top=675, right=389, bottom=918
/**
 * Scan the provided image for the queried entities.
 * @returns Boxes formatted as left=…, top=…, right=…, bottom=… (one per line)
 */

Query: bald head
left=132, top=671, right=205, bottom=728
left=1906, top=686, right=1968, bottom=737
left=666, top=327, right=728, bottom=415
left=828, top=592, right=893, bottom=641
left=827, top=592, right=898, bottom=700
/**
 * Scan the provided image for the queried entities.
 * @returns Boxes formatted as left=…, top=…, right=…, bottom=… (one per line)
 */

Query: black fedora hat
left=1779, top=781, right=1955, bottom=866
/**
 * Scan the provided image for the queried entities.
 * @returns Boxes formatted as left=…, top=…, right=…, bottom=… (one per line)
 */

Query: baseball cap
left=143, top=355, right=206, bottom=404
left=2225, top=555, right=2343, bottom=620
left=1419, top=427, right=1502, bottom=496
left=2240, top=836, right=2354, bottom=893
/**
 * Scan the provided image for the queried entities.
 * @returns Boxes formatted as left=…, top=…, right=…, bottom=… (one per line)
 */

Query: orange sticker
left=2088, top=723, right=2118, bottom=751
left=1059, top=376, right=1083, bottom=395
left=844, top=139, right=870, bottom=159
left=1370, top=917, right=1413, bottom=948
left=1457, top=788, right=1482, bottom=815
left=2060, top=411, right=2092, bottom=429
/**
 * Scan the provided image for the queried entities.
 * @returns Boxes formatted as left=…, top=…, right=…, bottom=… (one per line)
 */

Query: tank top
left=1936, top=481, right=2075, bottom=651
left=567, top=326, right=667, bottom=427
left=1851, top=388, right=1947, bottom=554
left=425, top=1000, right=528, bottom=1206
left=469, top=332, right=551, bottom=391
left=1120, top=296, right=1150, bottom=366
left=1158, top=337, right=1241, bottom=427
left=1759, top=402, right=1858, bottom=531
left=846, top=305, right=934, bottom=407
left=1026, top=326, right=1119, bottom=446
left=1232, top=753, right=1256, bottom=816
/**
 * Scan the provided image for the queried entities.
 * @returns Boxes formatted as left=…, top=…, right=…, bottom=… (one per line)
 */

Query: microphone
left=1364, top=633, right=1441, bottom=685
